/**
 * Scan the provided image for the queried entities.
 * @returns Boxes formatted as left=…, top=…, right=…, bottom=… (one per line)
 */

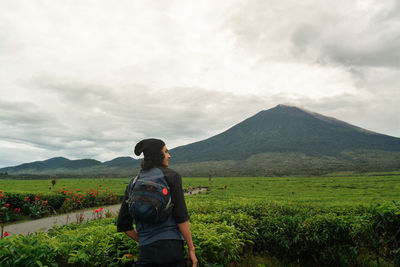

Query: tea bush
left=369, top=201, right=400, bottom=265
left=1, top=218, right=139, bottom=266
left=2, top=200, right=400, bottom=266
left=2, top=173, right=400, bottom=266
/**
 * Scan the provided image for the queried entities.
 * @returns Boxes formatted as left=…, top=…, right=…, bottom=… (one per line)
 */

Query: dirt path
left=4, top=188, right=206, bottom=236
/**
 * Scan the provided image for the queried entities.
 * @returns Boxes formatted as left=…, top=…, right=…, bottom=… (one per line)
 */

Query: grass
left=0, top=178, right=130, bottom=195
left=2, top=172, right=399, bottom=266
left=186, top=174, right=400, bottom=207
left=2, top=172, right=399, bottom=206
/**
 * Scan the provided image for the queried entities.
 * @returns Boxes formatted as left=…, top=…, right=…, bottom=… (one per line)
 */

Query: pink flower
left=94, top=209, right=99, bottom=213
left=35, top=197, right=38, bottom=201
left=99, top=207, right=102, bottom=212
left=5, top=204, right=10, bottom=207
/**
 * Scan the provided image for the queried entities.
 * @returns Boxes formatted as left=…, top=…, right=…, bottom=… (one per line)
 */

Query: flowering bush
left=60, top=187, right=119, bottom=213
left=93, top=207, right=104, bottom=220
left=23, top=194, right=51, bottom=219
left=0, top=191, right=21, bottom=238
left=0, top=186, right=121, bottom=223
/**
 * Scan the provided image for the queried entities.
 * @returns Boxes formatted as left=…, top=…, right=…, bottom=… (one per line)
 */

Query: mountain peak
left=275, top=103, right=298, bottom=109
left=265, top=104, right=310, bottom=115
left=170, top=105, right=400, bottom=163
left=2, top=105, right=400, bottom=176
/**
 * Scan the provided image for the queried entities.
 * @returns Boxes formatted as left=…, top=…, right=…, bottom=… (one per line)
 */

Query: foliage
left=1, top=218, right=139, bottom=266
left=23, top=194, right=51, bottom=218
left=368, top=201, right=400, bottom=265
left=1, top=191, right=21, bottom=239
left=1, top=174, right=400, bottom=266
left=0, top=186, right=120, bottom=222
left=1, top=200, right=399, bottom=266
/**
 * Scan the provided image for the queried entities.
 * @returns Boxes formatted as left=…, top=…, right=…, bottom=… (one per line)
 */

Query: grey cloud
left=225, top=0, right=400, bottom=69
left=285, top=92, right=400, bottom=138
left=30, top=76, right=120, bottom=104
left=0, top=100, right=58, bottom=127
left=322, top=35, right=400, bottom=69
left=2, top=75, right=400, bottom=168
left=5, top=77, right=285, bottom=164
left=381, top=0, right=400, bottom=21
left=290, top=24, right=320, bottom=56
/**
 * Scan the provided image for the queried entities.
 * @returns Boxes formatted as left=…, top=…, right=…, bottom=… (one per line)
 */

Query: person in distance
left=117, top=138, right=197, bottom=267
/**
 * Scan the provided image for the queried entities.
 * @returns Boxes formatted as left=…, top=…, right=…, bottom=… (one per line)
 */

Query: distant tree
left=51, top=179, right=57, bottom=187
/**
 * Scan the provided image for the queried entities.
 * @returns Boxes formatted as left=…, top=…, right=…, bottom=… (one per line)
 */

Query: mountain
left=60, top=159, right=103, bottom=169
left=169, top=104, right=400, bottom=163
left=1, top=104, right=400, bottom=176
left=0, top=157, right=70, bottom=173
left=104, top=157, right=138, bottom=167
left=0, top=157, right=139, bottom=176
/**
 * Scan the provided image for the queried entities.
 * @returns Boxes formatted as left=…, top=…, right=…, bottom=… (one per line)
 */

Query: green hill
left=169, top=105, right=400, bottom=163
left=2, top=104, right=400, bottom=177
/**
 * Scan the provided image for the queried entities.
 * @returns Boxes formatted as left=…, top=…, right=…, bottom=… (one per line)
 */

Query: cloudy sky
left=1, top=0, right=399, bottom=168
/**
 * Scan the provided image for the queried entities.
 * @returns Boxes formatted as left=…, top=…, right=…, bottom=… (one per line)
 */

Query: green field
left=190, top=174, right=400, bottom=205
left=2, top=172, right=400, bottom=206
left=1, top=172, right=400, bottom=266
left=0, top=178, right=131, bottom=195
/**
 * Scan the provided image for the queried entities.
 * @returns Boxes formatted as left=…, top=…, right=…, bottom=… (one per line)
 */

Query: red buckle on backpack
left=162, top=188, right=168, bottom=195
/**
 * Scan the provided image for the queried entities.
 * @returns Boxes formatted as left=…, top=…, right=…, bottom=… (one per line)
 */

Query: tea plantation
left=1, top=173, right=400, bottom=266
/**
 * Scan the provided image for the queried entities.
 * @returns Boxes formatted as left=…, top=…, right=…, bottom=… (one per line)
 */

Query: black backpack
left=125, top=173, right=174, bottom=224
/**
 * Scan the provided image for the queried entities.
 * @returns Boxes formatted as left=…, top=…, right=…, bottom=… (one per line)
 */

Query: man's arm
left=178, top=221, right=198, bottom=267
left=124, top=229, right=139, bottom=242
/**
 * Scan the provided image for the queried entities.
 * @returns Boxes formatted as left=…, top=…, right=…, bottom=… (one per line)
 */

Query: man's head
left=135, top=138, right=171, bottom=168
left=134, top=138, right=165, bottom=157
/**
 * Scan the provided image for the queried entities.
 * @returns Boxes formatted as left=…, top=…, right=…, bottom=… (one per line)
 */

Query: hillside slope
left=2, top=104, right=400, bottom=176
left=169, top=105, right=400, bottom=163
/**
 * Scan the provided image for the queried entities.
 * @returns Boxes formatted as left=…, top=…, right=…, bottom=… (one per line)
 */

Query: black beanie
left=134, top=138, right=165, bottom=157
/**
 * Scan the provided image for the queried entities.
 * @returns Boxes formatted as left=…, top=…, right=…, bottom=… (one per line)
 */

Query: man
left=117, top=138, right=197, bottom=267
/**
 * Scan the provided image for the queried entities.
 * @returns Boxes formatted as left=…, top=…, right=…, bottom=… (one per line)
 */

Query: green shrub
left=190, top=221, right=245, bottom=266
left=1, top=199, right=399, bottom=266
left=369, top=201, right=400, bottom=265
left=1, top=219, right=139, bottom=267
left=0, top=232, right=58, bottom=266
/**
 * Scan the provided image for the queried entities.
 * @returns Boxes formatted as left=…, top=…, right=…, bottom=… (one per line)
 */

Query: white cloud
left=0, top=0, right=399, bottom=167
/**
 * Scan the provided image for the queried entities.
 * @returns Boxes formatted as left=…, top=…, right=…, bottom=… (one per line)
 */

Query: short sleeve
left=169, top=172, right=190, bottom=223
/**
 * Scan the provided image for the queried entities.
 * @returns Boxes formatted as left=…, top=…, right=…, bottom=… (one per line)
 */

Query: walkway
left=4, top=187, right=206, bottom=236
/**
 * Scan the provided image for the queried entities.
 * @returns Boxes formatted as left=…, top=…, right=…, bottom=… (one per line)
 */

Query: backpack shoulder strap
left=125, top=173, right=139, bottom=205
left=129, top=175, right=139, bottom=191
